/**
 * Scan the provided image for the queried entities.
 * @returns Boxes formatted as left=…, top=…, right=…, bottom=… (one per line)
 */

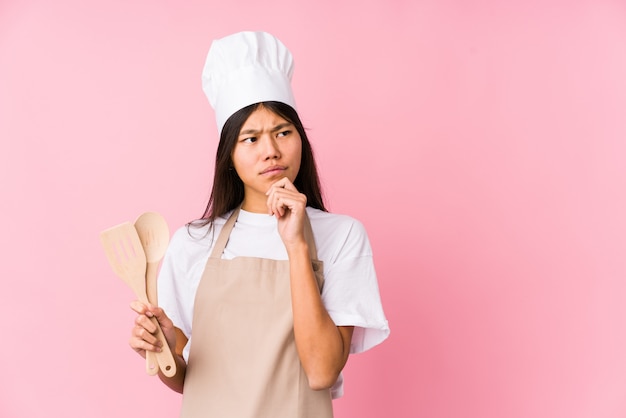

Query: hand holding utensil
left=100, top=222, right=176, bottom=377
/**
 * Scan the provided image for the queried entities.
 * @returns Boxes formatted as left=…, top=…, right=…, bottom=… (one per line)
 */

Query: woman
left=129, top=31, right=389, bottom=417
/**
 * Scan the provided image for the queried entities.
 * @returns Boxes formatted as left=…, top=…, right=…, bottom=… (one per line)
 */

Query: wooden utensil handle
left=145, top=261, right=160, bottom=375
left=146, top=262, right=158, bottom=305
left=150, top=316, right=177, bottom=377
left=146, top=351, right=159, bottom=375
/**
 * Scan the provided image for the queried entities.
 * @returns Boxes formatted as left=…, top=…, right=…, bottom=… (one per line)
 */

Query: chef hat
left=202, top=31, right=297, bottom=136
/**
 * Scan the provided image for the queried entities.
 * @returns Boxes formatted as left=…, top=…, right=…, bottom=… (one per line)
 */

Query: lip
left=260, top=165, right=287, bottom=175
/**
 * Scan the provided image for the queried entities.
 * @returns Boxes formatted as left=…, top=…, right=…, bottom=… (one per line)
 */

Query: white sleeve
left=157, top=229, right=184, bottom=327
left=157, top=226, right=204, bottom=346
left=320, top=219, right=390, bottom=354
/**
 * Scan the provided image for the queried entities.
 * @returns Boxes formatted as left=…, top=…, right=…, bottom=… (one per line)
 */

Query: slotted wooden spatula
left=100, top=222, right=176, bottom=377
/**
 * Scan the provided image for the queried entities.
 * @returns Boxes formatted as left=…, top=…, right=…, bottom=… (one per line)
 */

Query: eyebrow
left=239, top=122, right=293, bottom=137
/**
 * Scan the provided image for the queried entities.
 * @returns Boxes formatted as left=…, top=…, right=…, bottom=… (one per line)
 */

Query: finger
left=265, top=182, right=280, bottom=215
left=132, top=319, right=162, bottom=346
left=129, top=341, right=146, bottom=358
left=130, top=300, right=148, bottom=315
left=272, top=191, right=306, bottom=216
left=147, top=306, right=174, bottom=330
left=135, top=313, right=158, bottom=334
left=265, top=187, right=280, bottom=216
left=142, top=306, right=178, bottom=350
left=266, top=187, right=303, bottom=215
left=275, top=195, right=288, bottom=217
left=129, top=334, right=162, bottom=355
left=130, top=301, right=161, bottom=324
left=267, top=192, right=289, bottom=218
left=268, top=177, right=296, bottom=191
left=132, top=301, right=172, bottom=327
left=265, top=177, right=297, bottom=200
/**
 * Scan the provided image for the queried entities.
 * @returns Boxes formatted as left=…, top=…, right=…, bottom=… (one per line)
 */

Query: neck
left=240, top=193, right=268, bottom=213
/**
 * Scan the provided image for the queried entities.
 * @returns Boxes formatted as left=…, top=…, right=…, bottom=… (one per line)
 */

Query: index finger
left=130, top=300, right=149, bottom=315
left=267, top=177, right=297, bottom=193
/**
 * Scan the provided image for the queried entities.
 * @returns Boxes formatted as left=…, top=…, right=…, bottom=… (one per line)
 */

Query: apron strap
left=209, top=205, right=318, bottom=260
left=209, top=206, right=241, bottom=259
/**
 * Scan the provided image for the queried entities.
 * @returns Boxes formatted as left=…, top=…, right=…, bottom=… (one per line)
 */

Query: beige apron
left=180, top=207, right=333, bottom=418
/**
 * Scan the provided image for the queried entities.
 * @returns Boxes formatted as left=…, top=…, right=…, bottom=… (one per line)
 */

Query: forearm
left=157, top=351, right=187, bottom=393
left=288, top=242, right=352, bottom=390
left=157, top=327, right=188, bottom=393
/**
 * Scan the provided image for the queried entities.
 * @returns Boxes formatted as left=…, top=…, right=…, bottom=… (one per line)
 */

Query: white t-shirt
left=158, top=207, right=390, bottom=398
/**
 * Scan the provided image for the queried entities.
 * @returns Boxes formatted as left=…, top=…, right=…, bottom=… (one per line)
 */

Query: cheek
left=231, top=148, right=250, bottom=171
left=291, top=138, right=302, bottom=160
left=291, top=144, right=303, bottom=177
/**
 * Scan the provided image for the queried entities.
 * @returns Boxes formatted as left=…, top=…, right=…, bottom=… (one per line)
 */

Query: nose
left=261, top=136, right=281, bottom=160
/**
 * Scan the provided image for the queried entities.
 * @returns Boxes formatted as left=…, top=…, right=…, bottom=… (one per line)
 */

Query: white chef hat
left=202, top=31, right=297, bottom=136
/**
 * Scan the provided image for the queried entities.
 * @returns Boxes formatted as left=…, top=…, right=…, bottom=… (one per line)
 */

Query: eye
left=277, top=130, right=291, bottom=138
left=241, top=136, right=257, bottom=143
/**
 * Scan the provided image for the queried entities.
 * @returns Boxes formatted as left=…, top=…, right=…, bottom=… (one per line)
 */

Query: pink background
left=2, top=0, right=626, bottom=417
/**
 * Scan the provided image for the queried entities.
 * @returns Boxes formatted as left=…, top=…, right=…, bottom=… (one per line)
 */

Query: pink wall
left=2, top=0, right=625, bottom=417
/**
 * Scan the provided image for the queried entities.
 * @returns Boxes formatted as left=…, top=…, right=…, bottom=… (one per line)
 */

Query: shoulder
left=306, top=207, right=372, bottom=259
left=307, top=207, right=368, bottom=235
left=167, top=212, right=232, bottom=257
left=306, top=207, right=365, bottom=228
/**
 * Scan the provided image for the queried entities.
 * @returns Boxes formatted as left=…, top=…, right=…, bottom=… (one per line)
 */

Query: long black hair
left=189, top=101, right=326, bottom=229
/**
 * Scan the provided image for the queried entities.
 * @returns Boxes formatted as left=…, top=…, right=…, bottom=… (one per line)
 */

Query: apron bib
left=180, top=207, right=333, bottom=418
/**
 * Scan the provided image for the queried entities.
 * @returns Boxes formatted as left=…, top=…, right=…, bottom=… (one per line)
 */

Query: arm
left=288, top=242, right=354, bottom=389
left=129, top=301, right=188, bottom=393
left=266, top=178, right=353, bottom=390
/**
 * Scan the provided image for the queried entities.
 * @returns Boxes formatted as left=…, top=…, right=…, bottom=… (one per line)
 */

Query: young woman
left=129, top=31, right=389, bottom=418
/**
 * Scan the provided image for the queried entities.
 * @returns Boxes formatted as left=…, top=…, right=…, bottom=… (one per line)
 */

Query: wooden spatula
left=100, top=222, right=176, bottom=377
left=134, top=212, right=170, bottom=377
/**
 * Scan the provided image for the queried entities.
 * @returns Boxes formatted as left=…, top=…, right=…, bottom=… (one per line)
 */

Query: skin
left=129, top=105, right=354, bottom=393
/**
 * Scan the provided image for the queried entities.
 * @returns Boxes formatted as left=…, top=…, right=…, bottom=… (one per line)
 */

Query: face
left=231, top=105, right=302, bottom=210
